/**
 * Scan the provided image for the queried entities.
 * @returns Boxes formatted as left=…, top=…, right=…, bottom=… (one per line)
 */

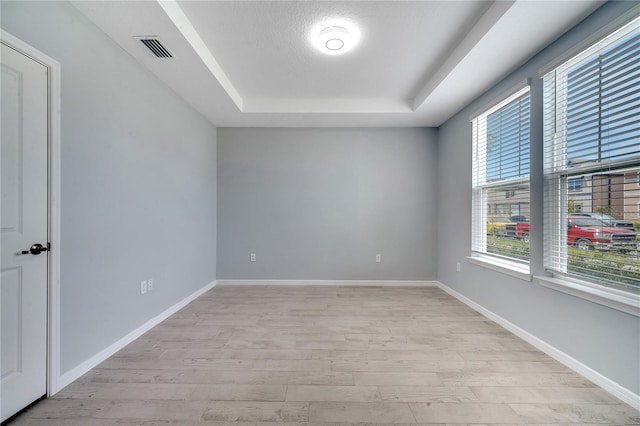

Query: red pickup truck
left=505, top=216, right=637, bottom=251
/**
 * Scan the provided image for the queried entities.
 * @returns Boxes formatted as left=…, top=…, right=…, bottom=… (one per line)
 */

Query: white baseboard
left=55, top=280, right=217, bottom=393
left=217, top=279, right=437, bottom=287
left=436, top=281, right=640, bottom=411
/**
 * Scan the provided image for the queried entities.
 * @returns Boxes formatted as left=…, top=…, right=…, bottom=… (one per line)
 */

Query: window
left=472, top=86, right=531, bottom=264
left=543, top=17, right=640, bottom=290
left=568, top=177, right=582, bottom=192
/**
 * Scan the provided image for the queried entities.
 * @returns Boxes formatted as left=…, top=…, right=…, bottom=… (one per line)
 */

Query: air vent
left=139, top=38, right=172, bottom=58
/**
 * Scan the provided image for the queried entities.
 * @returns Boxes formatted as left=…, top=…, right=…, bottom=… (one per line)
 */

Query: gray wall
left=437, top=1, right=640, bottom=394
left=1, top=1, right=217, bottom=373
left=217, top=127, right=437, bottom=280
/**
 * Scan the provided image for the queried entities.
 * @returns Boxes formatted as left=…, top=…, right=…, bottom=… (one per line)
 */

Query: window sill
left=535, top=275, right=640, bottom=317
left=467, top=255, right=532, bottom=282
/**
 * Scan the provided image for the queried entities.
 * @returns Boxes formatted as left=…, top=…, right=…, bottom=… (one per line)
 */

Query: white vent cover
left=137, top=37, right=172, bottom=58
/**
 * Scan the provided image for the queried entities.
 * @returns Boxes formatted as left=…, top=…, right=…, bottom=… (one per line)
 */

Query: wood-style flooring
left=10, top=285, right=640, bottom=425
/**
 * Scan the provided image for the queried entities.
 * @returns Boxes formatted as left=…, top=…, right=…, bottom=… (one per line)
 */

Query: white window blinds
left=543, top=17, right=640, bottom=289
left=472, top=87, right=531, bottom=262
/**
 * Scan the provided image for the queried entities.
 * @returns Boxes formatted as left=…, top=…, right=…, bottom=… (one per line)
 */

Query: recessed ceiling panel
left=178, top=1, right=491, bottom=101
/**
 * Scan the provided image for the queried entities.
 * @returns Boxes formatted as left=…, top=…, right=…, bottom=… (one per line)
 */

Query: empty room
left=1, top=0, right=639, bottom=424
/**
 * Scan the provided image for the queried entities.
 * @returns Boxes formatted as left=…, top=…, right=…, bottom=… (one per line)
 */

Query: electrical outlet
left=140, top=280, right=148, bottom=295
left=375, top=254, right=381, bottom=263
left=456, top=262, right=461, bottom=273
left=250, top=253, right=256, bottom=262
left=147, top=278, right=153, bottom=291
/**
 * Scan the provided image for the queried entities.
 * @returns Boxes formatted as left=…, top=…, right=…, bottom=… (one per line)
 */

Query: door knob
left=21, top=243, right=49, bottom=255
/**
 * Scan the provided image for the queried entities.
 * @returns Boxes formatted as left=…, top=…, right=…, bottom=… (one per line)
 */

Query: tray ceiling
left=72, top=1, right=603, bottom=127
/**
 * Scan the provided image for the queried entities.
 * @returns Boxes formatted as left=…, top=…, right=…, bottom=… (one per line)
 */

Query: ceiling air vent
left=138, top=38, right=173, bottom=58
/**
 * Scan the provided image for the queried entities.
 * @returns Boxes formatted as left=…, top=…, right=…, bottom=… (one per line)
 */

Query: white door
left=1, top=42, right=49, bottom=422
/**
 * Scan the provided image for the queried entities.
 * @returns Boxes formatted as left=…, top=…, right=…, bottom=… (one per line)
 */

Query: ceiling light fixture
left=311, top=20, right=360, bottom=55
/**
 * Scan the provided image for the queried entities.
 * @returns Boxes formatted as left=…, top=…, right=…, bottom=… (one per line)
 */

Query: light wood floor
left=11, top=285, right=640, bottom=425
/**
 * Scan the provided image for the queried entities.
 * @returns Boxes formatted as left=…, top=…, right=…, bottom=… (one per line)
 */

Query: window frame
left=471, top=85, right=532, bottom=277
left=539, top=16, right=640, bottom=315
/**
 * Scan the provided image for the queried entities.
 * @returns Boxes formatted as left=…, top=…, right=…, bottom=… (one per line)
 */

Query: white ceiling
left=72, top=1, right=604, bottom=127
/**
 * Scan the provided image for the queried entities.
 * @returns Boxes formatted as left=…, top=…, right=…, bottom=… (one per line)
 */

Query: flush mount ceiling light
left=311, top=20, right=360, bottom=55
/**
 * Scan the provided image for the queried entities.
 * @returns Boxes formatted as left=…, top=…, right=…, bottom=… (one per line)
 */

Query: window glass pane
left=472, top=87, right=531, bottom=264
left=486, top=94, right=530, bottom=181
left=566, top=166, right=640, bottom=289
left=566, top=32, right=640, bottom=166
left=486, top=183, right=530, bottom=261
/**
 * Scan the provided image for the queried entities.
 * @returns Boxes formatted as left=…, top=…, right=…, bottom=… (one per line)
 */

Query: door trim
left=1, top=30, right=62, bottom=396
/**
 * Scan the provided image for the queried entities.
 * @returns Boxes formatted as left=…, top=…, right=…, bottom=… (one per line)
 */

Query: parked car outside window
left=567, top=215, right=637, bottom=252
left=569, top=212, right=635, bottom=230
